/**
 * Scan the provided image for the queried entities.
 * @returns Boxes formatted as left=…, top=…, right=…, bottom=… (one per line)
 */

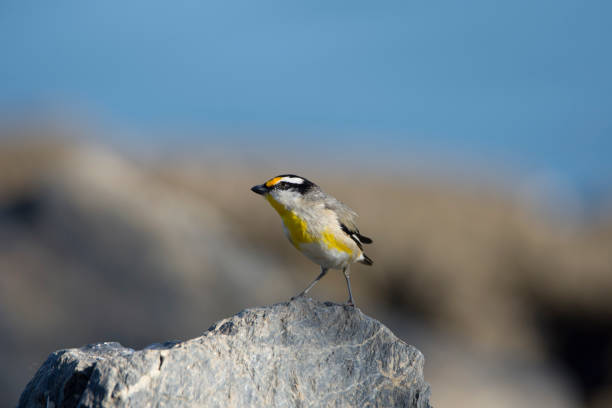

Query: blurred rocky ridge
left=1, top=135, right=612, bottom=407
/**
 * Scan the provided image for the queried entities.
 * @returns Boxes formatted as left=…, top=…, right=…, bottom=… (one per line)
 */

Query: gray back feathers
left=304, top=187, right=360, bottom=232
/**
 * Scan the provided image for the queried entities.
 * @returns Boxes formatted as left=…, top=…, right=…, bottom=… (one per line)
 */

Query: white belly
left=297, top=241, right=356, bottom=269
left=277, top=206, right=360, bottom=269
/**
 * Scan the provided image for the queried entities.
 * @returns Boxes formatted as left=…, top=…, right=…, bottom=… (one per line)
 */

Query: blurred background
left=2, top=1, right=612, bottom=407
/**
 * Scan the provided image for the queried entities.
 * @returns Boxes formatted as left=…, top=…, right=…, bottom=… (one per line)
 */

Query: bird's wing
left=323, top=196, right=373, bottom=247
left=324, top=196, right=358, bottom=229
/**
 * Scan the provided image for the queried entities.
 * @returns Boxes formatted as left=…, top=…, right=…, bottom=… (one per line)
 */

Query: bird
left=251, top=174, right=373, bottom=306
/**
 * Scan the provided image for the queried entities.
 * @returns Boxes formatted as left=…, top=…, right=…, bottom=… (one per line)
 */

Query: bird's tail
left=356, top=233, right=372, bottom=244
left=358, top=253, right=373, bottom=266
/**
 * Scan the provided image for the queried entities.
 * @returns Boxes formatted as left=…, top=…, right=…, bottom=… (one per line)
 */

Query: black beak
left=251, top=184, right=268, bottom=195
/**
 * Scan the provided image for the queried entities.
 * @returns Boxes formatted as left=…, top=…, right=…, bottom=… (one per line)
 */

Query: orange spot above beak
left=265, top=177, right=282, bottom=187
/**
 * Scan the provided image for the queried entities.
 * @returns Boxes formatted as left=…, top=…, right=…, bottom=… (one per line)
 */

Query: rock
left=18, top=298, right=431, bottom=407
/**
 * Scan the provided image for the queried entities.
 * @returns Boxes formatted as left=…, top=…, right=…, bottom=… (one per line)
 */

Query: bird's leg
left=292, top=267, right=328, bottom=300
left=343, top=267, right=355, bottom=307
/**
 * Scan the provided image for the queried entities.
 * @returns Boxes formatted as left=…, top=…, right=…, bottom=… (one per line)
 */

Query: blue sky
left=1, top=1, right=611, bottom=196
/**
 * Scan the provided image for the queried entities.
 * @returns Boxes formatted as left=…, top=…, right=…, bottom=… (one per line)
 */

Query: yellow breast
left=265, top=195, right=353, bottom=254
left=265, top=195, right=315, bottom=247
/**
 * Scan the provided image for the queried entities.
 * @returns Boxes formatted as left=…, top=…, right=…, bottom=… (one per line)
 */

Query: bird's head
left=251, top=174, right=316, bottom=207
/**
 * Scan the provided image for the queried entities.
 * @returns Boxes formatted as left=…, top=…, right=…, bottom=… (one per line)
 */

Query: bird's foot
left=290, top=292, right=306, bottom=301
left=344, top=300, right=355, bottom=307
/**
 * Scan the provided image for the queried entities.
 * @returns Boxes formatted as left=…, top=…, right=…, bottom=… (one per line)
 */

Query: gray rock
left=18, top=298, right=431, bottom=407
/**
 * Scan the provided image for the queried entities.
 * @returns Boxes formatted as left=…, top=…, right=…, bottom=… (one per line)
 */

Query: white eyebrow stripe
left=280, top=177, right=304, bottom=184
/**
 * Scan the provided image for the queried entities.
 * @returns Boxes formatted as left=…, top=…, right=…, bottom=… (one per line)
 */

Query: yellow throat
left=265, top=194, right=353, bottom=254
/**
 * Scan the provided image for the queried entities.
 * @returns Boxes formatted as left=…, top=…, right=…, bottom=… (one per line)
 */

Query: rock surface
left=18, top=298, right=431, bottom=407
